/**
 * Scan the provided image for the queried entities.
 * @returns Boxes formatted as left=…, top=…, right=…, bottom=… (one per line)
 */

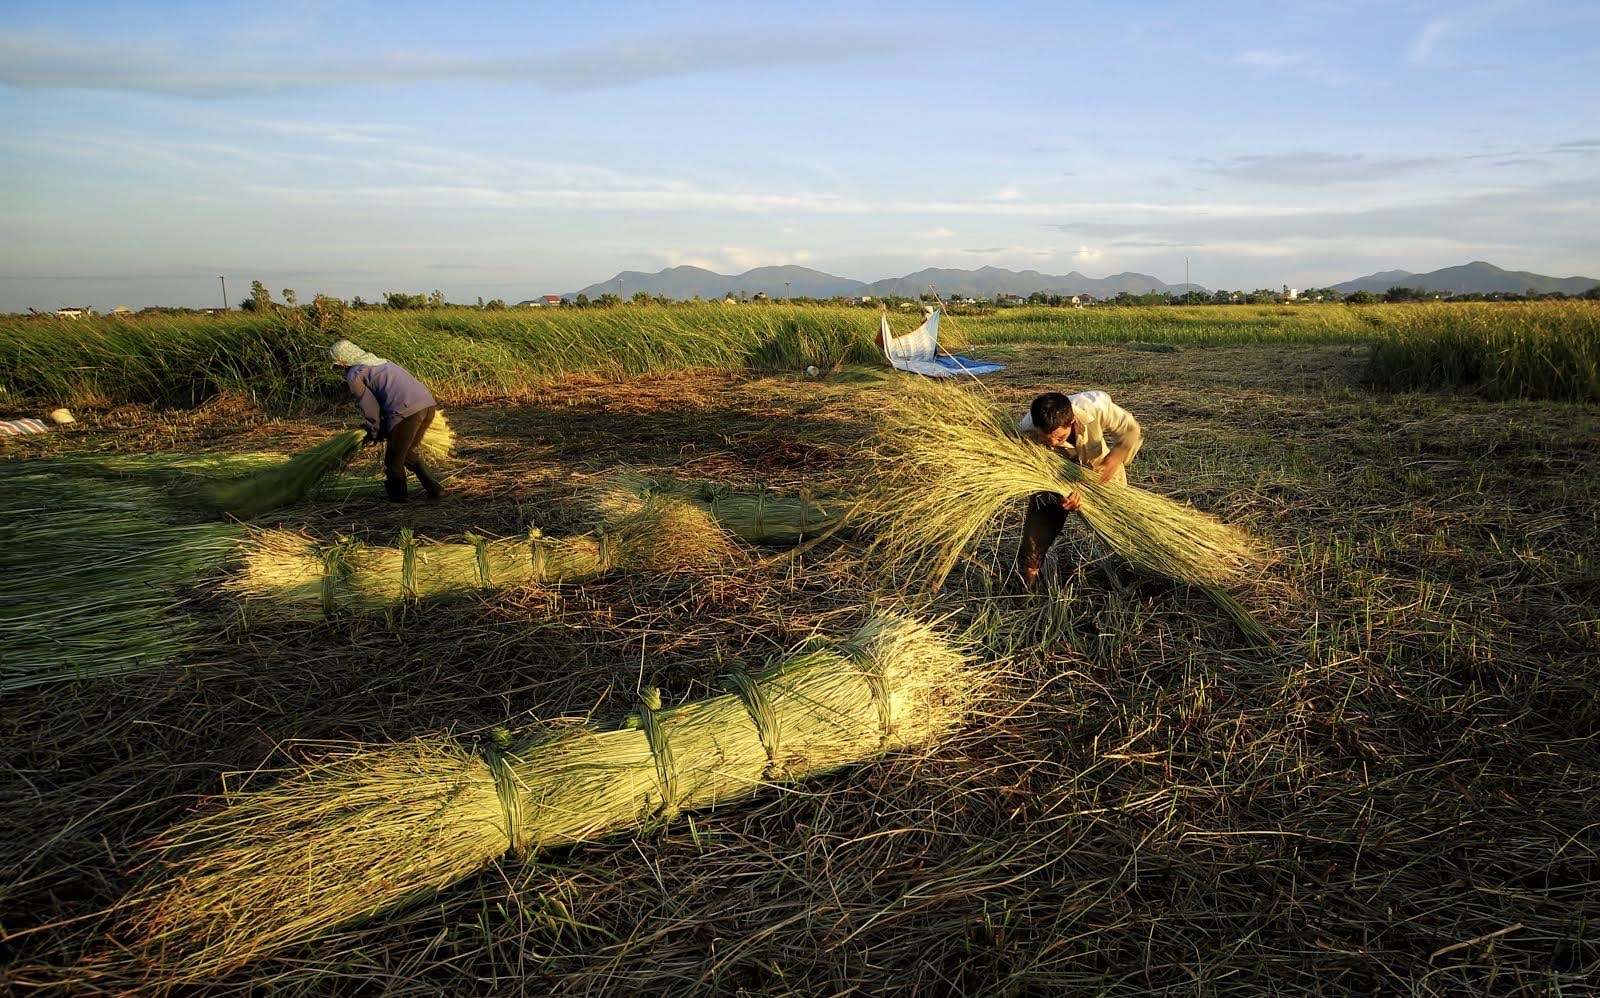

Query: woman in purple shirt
left=328, top=340, right=444, bottom=502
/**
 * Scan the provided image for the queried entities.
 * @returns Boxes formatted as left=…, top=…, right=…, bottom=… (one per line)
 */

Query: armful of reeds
left=862, top=380, right=1261, bottom=589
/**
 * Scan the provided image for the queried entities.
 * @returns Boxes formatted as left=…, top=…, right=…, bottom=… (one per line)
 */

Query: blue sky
left=2, top=0, right=1597, bottom=310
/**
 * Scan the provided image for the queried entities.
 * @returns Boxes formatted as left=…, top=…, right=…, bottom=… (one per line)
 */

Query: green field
left=4, top=300, right=1597, bottom=408
left=2, top=318, right=1598, bottom=993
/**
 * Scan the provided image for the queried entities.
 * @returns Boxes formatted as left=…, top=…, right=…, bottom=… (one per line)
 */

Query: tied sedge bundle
left=80, top=613, right=977, bottom=989
left=863, top=379, right=1261, bottom=589
left=584, top=469, right=848, bottom=545
left=200, top=411, right=454, bottom=520
left=227, top=491, right=734, bottom=620
left=0, top=474, right=240, bottom=690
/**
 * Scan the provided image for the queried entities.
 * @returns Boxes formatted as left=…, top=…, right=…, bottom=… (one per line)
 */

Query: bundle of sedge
left=583, top=469, right=848, bottom=545
left=82, top=613, right=979, bottom=989
left=226, top=491, right=735, bottom=620
left=862, top=378, right=1262, bottom=590
left=202, top=411, right=453, bottom=519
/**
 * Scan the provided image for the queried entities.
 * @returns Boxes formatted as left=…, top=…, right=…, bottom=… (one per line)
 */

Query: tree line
left=229, top=279, right=1600, bottom=315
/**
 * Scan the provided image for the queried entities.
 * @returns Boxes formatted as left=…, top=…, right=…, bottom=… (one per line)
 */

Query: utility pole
left=220, top=275, right=228, bottom=312
left=1184, top=257, right=1190, bottom=303
left=784, top=281, right=791, bottom=301
left=617, top=278, right=623, bottom=301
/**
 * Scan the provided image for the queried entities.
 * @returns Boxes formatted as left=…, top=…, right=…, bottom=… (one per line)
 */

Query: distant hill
left=1332, top=261, right=1600, bottom=296
left=572, top=264, right=1196, bottom=301
left=574, top=265, right=864, bottom=301
left=864, top=266, right=1197, bottom=299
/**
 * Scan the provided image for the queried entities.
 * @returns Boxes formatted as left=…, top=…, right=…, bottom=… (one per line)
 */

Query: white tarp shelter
left=880, top=308, right=1005, bottom=378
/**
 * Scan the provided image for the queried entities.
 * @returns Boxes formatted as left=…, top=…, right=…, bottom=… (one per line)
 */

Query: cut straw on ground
left=69, top=612, right=977, bottom=990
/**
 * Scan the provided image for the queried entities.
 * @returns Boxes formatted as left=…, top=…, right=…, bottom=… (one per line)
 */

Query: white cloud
left=1072, top=246, right=1104, bottom=264
left=1204, top=151, right=1444, bottom=185
left=916, top=226, right=956, bottom=239
left=1233, top=47, right=1354, bottom=87
left=987, top=186, right=1024, bottom=202
left=251, top=120, right=410, bottom=144
left=660, top=247, right=815, bottom=273
left=1409, top=18, right=1452, bottom=64
left=0, top=28, right=930, bottom=97
left=905, top=244, right=1057, bottom=263
left=238, top=180, right=1318, bottom=221
left=1236, top=50, right=1307, bottom=69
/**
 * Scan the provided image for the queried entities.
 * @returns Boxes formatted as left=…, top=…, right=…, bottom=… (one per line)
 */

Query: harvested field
left=2, top=340, right=1598, bottom=995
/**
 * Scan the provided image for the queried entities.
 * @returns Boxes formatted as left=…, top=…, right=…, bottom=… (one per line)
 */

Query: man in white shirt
left=1014, top=390, right=1144, bottom=590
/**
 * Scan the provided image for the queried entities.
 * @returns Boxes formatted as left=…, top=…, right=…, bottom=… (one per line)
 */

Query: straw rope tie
left=845, top=642, right=895, bottom=747
left=467, top=533, right=491, bottom=587
left=637, top=688, right=680, bottom=820
left=398, top=528, right=418, bottom=599
left=528, top=529, right=548, bottom=581
left=727, top=664, right=785, bottom=779
left=320, top=539, right=358, bottom=619
left=483, top=729, right=526, bottom=855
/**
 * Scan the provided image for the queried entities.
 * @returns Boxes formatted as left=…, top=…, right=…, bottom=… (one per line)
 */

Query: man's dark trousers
left=383, top=406, right=442, bottom=502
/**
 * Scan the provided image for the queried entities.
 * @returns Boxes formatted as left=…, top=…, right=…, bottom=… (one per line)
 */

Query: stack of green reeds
left=227, top=490, right=734, bottom=620
left=201, top=411, right=455, bottom=519
left=863, top=378, right=1261, bottom=589
left=0, top=474, right=240, bottom=690
left=202, top=429, right=366, bottom=519
left=86, top=613, right=977, bottom=988
left=586, top=469, right=848, bottom=544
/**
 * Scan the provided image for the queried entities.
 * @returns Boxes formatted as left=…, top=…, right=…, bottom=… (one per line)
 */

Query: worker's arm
left=1088, top=394, right=1143, bottom=482
left=346, top=368, right=383, bottom=440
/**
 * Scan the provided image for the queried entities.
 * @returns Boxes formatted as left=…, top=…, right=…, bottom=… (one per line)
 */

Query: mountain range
left=572, top=265, right=1202, bottom=302
left=571, top=260, right=1598, bottom=301
left=1329, top=261, right=1600, bottom=296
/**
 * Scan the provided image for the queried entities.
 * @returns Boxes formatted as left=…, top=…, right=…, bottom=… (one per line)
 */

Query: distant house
left=110, top=305, right=133, bottom=317
left=55, top=306, right=91, bottom=319
left=516, top=294, right=566, bottom=308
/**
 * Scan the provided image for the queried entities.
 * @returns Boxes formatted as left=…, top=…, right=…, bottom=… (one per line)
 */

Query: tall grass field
left=1, top=301, right=1595, bottom=408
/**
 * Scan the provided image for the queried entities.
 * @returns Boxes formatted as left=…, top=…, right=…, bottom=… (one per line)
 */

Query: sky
left=2, top=0, right=1597, bottom=311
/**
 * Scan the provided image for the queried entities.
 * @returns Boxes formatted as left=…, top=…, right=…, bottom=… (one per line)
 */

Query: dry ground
left=2, top=342, right=1597, bottom=995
